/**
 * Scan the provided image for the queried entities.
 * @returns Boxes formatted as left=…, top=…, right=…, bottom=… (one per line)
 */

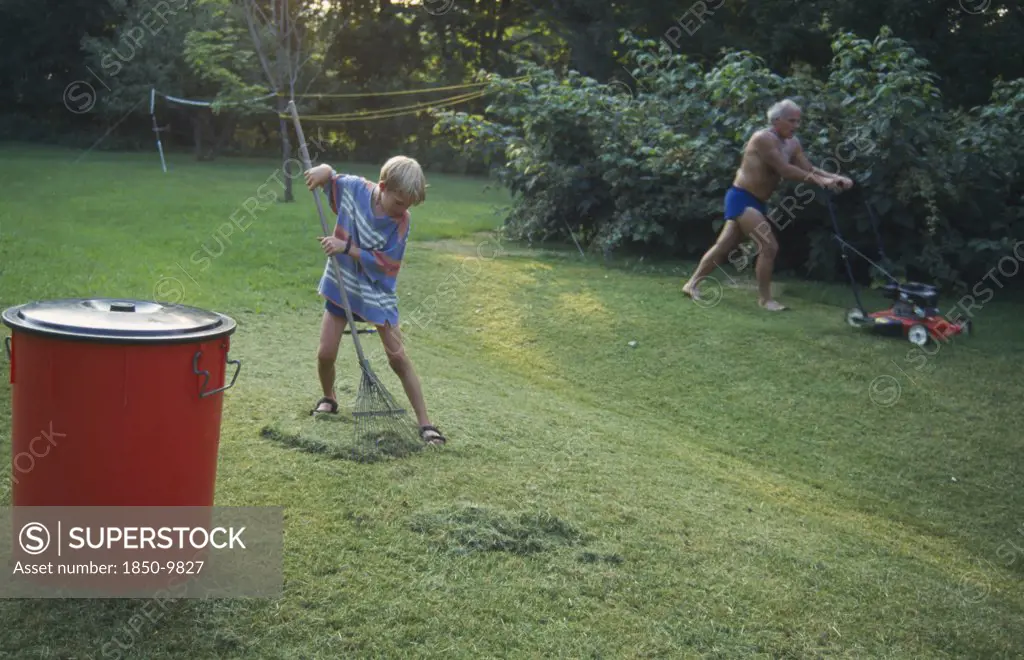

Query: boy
left=302, top=156, right=446, bottom=446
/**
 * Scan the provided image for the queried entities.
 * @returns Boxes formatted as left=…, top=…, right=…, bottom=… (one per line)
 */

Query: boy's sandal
left=310, top=397, right=339, bottom=415
left=419, top=425, right=447, bottom=446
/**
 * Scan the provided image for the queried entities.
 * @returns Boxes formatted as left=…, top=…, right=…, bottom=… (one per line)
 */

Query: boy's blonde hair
left=380, top=156, right=427, bottom=205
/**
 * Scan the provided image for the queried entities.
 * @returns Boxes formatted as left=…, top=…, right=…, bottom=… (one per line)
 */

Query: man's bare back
left=733, top=129, right=801, bottom=202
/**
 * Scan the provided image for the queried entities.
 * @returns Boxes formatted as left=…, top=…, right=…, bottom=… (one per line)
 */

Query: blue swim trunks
left=724, top=186, right=768, bottom=221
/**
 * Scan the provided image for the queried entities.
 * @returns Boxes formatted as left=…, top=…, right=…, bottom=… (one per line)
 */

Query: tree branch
left=283, top=0, right=294, bottom=99
left=242, top=0, right=279, bottom=92
left=299, top=5, right=347, bottom=96
left=251, top=0, right=274, bottom=36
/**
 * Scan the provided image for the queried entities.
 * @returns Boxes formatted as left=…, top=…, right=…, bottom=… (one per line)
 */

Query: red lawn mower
left=827, top=194, right=972, bottom=347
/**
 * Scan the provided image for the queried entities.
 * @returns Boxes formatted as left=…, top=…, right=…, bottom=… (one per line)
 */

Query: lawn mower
left=827, top=194, right=972, bottom=347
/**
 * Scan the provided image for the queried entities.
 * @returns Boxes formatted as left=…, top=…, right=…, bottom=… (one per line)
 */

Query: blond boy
left=302, top=156, right=446, bottom=445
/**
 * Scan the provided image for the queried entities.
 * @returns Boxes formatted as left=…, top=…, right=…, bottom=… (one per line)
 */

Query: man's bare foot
left=682, top=281, right=702, bottom=300
left=759, top=299, right=788, bottom=312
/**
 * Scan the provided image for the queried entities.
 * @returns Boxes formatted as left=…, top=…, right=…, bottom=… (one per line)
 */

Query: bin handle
left=192, top=350, right=242, bottom=398
left=3, top=336, right=9, bottom=361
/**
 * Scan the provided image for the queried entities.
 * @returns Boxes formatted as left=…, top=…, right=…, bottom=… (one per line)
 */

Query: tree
left=0, top=0, right=122, bottom=135
left=185, top=0, right=335, bottom=200
left=80, top=0, right=238, bottom=159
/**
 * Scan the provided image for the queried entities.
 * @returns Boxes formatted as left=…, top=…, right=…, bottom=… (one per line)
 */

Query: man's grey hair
left=767, top=99, right=801, bottom=122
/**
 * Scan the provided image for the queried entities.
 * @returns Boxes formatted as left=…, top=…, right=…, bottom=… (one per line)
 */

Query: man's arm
left=792, top=142, right=837, bottom=180
left=793, top=141, right=854, bottom=189
left=753, top=133, right=836, bottom=188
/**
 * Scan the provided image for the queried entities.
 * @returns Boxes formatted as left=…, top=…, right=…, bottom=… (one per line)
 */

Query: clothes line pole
left=149, top=88, right=274, bottom=173
left=150, top=88, right=168, bottom=173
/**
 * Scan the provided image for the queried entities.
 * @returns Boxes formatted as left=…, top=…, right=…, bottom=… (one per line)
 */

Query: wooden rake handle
left=286, top=100, right=370, bottom=367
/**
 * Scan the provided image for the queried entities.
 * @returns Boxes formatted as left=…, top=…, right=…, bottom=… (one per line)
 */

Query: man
left=682, top=99, right=854, bottom=311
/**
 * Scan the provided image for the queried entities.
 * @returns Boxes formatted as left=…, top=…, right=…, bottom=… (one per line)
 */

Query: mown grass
left=1, top=144, right=1023, bottom=658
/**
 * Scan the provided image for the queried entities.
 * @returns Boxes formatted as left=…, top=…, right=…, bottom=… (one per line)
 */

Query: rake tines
left=352, top=364, right=421, bottom=456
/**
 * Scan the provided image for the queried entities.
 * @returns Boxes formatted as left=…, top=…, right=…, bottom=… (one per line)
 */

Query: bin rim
left=1, top=297, right=237, bottom=344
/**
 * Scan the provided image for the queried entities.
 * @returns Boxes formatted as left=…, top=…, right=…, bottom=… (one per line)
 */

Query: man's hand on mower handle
left=815, top=174, right=842, bottom=192
left=821, top=176, right=853, bottom=193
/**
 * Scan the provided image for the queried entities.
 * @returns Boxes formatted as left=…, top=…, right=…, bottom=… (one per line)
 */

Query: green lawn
left=1, top=144, right=1023, bottom=658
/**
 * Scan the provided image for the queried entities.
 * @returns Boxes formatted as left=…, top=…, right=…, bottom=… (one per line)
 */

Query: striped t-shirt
left=318, top=171, right=410, bottom=327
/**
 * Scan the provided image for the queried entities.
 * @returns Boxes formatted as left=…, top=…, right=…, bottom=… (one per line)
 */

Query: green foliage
left=434, top=27, right=1024, bottom=288
left=80, top=0, right=211, bottom=115
left=77, top=0, right=260, bottom=158
left=4, top=0, right=1021, bottom=176
left=183, top=0, right=273, bottom=114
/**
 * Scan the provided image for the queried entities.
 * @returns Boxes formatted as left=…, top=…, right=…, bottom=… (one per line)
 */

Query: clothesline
left=155, top=90, right=277, bottom=108
left=148, top=77, right=514, bottom=172
left=277, top=89, right=491, bottom=121
left=152, top=76, right=525, bottom=108
left=152, top=84, right=500, bottom=123
left=276, top=76, right=529, bottom=98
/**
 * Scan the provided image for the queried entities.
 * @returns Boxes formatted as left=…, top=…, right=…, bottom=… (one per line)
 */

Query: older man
left=682, top=99, right=854, bottom=311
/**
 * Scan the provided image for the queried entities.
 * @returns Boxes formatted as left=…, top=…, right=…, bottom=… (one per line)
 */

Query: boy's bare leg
left=378, top=324, right=443, bottom=442
left=316, top=309, right=347, bottom=411
left=734, top=208, right=785, bottom=310
left=683, top=220, right=742, bottom=299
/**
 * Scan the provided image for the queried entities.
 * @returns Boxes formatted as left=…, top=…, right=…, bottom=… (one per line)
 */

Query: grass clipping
left=260, top=416, right=424, bottom=463
left=410, top=504, right=589, bottom=556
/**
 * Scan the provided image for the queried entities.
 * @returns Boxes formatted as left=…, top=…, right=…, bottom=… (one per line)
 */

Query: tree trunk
left=191, top=114, right=205, bottom=161
left=278, top=97, right=293, bottom=202
left=488, top=0, right=510, bottom=71
left=257, top=120, right=271, bottom=147
left=211, top=114, right=238, bottom=159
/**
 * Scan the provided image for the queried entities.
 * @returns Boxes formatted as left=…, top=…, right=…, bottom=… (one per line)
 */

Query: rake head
left=352, top=363, right=421, bottom=454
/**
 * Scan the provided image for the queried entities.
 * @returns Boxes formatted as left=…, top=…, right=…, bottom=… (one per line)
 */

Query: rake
left=287, top=100, right=421, bottom=452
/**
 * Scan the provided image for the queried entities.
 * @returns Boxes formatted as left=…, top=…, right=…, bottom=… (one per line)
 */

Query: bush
left=434, top=27, right=1024, bottom=289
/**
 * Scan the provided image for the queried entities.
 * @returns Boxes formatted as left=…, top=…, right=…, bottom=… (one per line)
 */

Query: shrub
left=434, top=27, right=1024, bottom=289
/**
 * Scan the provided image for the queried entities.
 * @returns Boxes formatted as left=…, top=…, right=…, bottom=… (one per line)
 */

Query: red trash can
left=3, top=298, right=241, bottom=507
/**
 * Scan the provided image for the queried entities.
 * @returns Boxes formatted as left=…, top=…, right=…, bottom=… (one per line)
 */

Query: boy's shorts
left=325, top=298, right=369, bottom=324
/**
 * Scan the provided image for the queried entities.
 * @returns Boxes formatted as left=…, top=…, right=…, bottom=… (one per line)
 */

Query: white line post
left=150, top=88, right=168, bottom=173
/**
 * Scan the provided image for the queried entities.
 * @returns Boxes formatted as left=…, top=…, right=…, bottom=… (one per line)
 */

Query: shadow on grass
left=2, top=597, right=251, bottom=657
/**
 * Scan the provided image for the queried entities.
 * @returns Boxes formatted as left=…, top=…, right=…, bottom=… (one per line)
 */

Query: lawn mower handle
left=861, top=197, right=889, bottom=265
left=826, top=192, right=868, bottom=316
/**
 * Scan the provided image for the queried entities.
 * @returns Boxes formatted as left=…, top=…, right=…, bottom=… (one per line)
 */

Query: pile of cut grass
left=260, top=419, right=425, bottom=463
left=409, top=503, right=590, bottom=555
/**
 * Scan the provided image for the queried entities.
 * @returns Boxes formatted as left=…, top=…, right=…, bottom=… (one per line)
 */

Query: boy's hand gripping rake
left=287, top=100, right=420, bottom=450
